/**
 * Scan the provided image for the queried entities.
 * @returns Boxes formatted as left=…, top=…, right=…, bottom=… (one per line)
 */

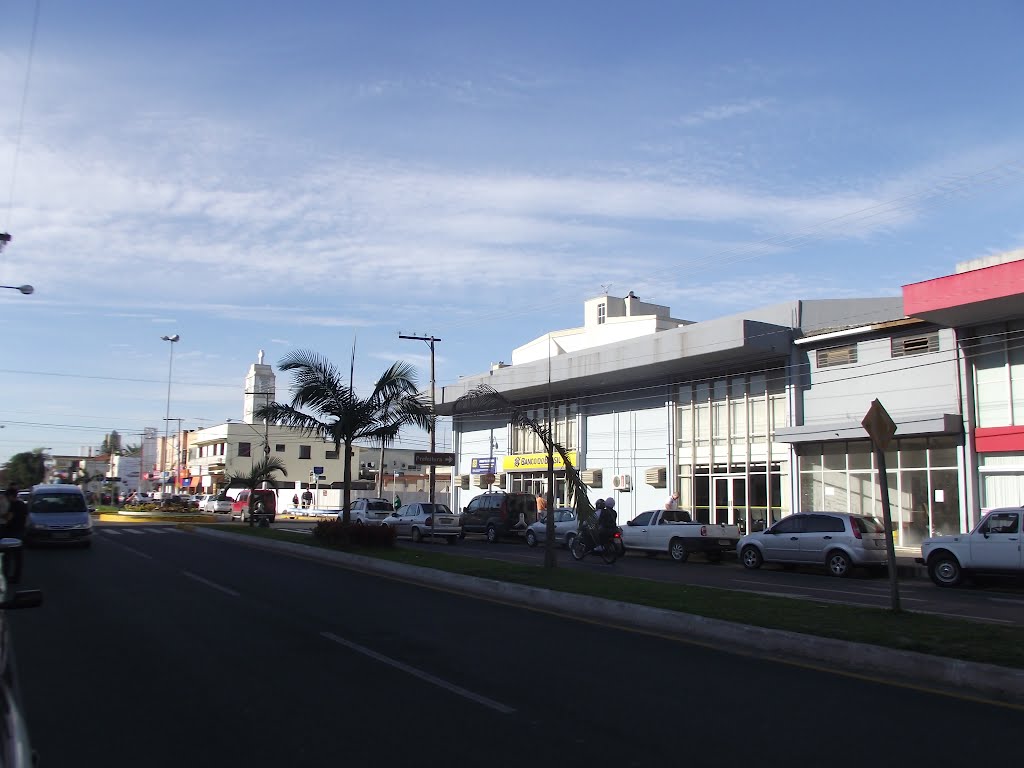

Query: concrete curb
left=193, top=528, right=1024, bottom=706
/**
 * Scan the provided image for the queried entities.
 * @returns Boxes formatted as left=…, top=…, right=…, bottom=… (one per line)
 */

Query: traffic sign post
left=861, top=399, right=901, bottom=613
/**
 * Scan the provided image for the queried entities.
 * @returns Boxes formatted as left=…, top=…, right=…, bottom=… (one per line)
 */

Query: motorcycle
left=248, top=502, right=273, bottom=528
left=569, top=521, right=620, bottom=564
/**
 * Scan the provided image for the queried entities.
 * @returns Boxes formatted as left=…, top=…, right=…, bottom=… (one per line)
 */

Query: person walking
left=2, top=485, right=27, bottom=582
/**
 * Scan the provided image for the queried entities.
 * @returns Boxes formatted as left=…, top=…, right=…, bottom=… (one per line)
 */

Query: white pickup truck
left=918, top=507, right=1023, bottom=587
left=620, top=509, right=742, bottom=562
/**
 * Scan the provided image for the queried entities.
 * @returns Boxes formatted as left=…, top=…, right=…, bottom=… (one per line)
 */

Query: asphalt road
left=274, top=522, right=1024, bottom=626
left=8, top=525, right=1022, bottom=767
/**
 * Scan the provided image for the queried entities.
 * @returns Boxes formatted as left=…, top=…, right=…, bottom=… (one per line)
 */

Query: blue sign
left=470, top=457, right=496, bottom=475
left=313, top=466, right=324, bottom=475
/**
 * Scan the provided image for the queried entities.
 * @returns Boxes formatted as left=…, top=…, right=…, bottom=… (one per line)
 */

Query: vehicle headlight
left=71, top=521, right=92, bottom=530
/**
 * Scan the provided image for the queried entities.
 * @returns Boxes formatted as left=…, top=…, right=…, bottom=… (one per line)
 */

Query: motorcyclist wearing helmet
left=597, top=496, right=617, bottom=548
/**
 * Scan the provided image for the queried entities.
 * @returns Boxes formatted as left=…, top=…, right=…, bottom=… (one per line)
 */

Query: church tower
left=243, top=350, right=276, bottom=424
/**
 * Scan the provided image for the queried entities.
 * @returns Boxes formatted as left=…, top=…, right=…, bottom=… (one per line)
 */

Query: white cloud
left=678, top=99, right=772, bottom=126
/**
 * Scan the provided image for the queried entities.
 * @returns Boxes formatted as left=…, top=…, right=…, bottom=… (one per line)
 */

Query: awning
left=774, top=412, right=963, bottom=444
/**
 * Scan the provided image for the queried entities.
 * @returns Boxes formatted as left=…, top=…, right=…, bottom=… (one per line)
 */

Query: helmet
left=595, top=498, right=606, bottom=509
left=604, top=497, right=615, bottom=509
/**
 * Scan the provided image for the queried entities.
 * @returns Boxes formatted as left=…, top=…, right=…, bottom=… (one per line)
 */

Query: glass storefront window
left=848, top=441, right=872, bottom=470
left=823, top=442, right=846, bottom=471
left=928, top=436, right=958, bottom=468
left=900, top=438, right=927, bottom=469
left=799, top=443, right=822, bottom=473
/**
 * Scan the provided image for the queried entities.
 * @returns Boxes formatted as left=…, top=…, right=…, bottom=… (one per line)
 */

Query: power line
left=4, top=0, right=41, bottom=233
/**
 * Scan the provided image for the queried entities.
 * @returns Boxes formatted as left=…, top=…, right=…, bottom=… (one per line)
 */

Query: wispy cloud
left=678, top=99, right=772, bottom=126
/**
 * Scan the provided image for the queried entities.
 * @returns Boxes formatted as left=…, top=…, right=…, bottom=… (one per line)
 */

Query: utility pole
left=399, top=333, right=441, bottom=505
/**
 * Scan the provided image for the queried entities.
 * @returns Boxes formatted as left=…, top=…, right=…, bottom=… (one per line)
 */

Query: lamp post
left=160, top=334, right=180, bottom=495
left=399, top=333, right=440, bottom=504
left=0, top=284, right=33, bottom=295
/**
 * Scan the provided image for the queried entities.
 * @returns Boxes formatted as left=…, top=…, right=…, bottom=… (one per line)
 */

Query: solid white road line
left=320, top=631, right=516, bottom=714
left=182, top=571, right=240, bottom=598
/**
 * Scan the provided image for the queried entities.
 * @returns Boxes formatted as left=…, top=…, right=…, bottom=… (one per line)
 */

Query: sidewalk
left=192, top=527, right=1023, bottom=706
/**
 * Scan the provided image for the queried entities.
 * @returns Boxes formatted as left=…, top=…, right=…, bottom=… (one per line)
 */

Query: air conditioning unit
left=580, top=469, right=603, bottom=487
left=645, top=467, right=667, bottom=488
left=496, top=473, right=507, bottom=489
left=474, top=473, right=492, bottom=488
left=458, top=474, right=471, bottom=490
left=611, top=474, right=632, bottom=491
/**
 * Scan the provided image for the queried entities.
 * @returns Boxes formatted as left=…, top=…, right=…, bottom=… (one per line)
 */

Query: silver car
left=25, top=484, right=94, bottom=548
left=525, top=507, right=577, bottom=548
left=737, top=511, right=888, bottom=577
left=383, top=503, right=462, bottom=544
left=202, top=495, right=232, bottom=513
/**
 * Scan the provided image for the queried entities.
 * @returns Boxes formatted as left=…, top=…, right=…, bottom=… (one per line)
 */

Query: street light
left=0, top=284, right=33, bottom=295
left=160, top=334, right=180, bottom=494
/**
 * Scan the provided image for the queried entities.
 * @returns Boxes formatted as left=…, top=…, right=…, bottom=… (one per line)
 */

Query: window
left=805, top=514, right=845, bottom=533
left=325, top=450, right=339, bottom=460
left=238, top=442, right=251, bottom=458
left=299, top=445, right=311, bottom=460
left=631, top=511, right=654, bottom=526
left=275, top=444, right=285, bottom=453
left=771, top=516, right=803, bottom=534
left=891, top=333, right=939, bottom=357
left=816, top=344, right=858, bottom=368
left=597, top=302, right=606, bottom=324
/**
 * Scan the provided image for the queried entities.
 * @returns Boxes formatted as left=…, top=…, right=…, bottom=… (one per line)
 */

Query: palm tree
left=373, top=373, right=432, bottom=497
left=453, top=384, right=595, bottom=569
left=224, top=455, right=288, bottom=514
left=255, top=349, right=429, bottom=525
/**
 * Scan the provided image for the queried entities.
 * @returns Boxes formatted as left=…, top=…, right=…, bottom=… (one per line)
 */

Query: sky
left=1, top=0, right=1023, bottom=463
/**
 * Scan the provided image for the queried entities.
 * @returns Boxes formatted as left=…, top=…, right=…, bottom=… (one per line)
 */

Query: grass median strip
left=210, top=525, right=1024, bottom=670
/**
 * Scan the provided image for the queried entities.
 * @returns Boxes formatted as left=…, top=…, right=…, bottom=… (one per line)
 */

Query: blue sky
left=1, top=0, right=1023, bottom=463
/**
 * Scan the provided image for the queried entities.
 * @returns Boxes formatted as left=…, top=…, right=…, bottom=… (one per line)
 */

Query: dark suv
left=462, top=492, right=537, bottom=543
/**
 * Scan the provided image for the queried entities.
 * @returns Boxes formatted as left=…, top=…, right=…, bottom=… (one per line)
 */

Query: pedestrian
left=302, top=489, right=313, bottom=509
left=536, top=494, right=548, bottom=520
left=665, top=491, right=680, bottom=511
left=2, top=485, right=27, bottom=582
left=292, top=493, right=299, bottom=509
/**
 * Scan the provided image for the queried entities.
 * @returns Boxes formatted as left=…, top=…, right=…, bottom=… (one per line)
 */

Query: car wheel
left=826, top=549, right=852, bottom=577
left=669, top=538, right=689, bottom=563
left=740, top=545, right=763, bottom=570
left=525, top=530, right=537, bottom=548
left=928, top=553, right=962, bottom=587
left=486, top=525, right=498, bottom=544
left=411, top=527, right=422, bottom=543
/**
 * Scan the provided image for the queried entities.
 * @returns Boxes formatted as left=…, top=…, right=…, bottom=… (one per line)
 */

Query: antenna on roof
left=600, top=283, right=611, bottom=295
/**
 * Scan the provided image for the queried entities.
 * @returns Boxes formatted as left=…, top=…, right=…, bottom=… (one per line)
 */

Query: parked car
left=382, top=503, right=462, bottom=544
left=525, top=507, right=577, bottom=548
left=461, top=492, right=537, bottom=542
left=230, top=489, right=277, bottom=523
left=24, top=484, right=94, bottom=547
left=737, top=512, right=888, bottom=577
left=202, top=494, right=232, bottom=513
left=917, top=507, right=1023, bottom=587
left=345, top=498, right=396, bottom=525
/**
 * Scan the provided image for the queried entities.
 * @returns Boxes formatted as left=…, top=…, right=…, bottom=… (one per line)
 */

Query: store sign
left=470, top=457, right=497, bottom=475
left=501, top=451, right=577, bottom=472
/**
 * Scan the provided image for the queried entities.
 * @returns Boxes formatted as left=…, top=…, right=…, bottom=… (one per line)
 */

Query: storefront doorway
left=714, top=475, right=747, bottom=530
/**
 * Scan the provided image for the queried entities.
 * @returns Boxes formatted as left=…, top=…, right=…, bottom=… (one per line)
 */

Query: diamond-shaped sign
left=861, top=399, right=897, bottom=450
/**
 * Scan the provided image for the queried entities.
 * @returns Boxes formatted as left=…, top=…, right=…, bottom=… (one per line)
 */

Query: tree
left=224, top=455, right=288, bottom=514
left=120, top=443, right=142, bottom=457
left=453, top=384, right=594, bottom=569
left=372, top=371, right=432, bottom=498
left=255, top=349, right=428, bottom=525
left=101, top=431, right=122, bottom=455
left=1, top=449, right=48, bottom=489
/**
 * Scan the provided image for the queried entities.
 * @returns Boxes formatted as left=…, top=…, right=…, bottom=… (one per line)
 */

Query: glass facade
left=512, top=403, right=578, bottom=454
left=968, top=320, right=1024, bottom=427
left=677, top=367, right=790, bottom=531
left=796, top=436, right=962, bottom=546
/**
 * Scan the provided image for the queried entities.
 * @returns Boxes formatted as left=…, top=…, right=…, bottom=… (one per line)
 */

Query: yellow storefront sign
left=501, top=452, right=577, bottom=472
